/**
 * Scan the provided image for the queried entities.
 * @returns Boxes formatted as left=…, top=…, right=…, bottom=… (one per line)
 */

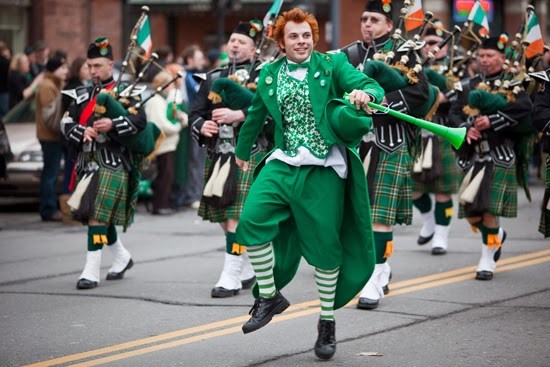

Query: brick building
left=0, top=0, right=548, bottom=64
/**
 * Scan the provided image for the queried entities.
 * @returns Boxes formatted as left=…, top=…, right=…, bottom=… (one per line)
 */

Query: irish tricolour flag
left=263, top=0, right=283, bottom=27
left=405, top=0, right=424, bottom=32
left=524, top=11, right=544, bottom=59
left=137, top=15, right=152, bottom=59
left=467, top=0, right=489, bottom=37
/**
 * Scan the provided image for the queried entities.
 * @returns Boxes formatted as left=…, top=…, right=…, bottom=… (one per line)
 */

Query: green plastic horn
left=343, top=93, right=466, bottom=149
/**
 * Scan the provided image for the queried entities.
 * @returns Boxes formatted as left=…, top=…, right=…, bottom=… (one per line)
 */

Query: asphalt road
left=0, top=182, right=549, bottom=367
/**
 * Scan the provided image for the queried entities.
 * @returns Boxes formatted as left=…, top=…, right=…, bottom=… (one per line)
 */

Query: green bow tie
left=287, top=62, right=310, bottom=72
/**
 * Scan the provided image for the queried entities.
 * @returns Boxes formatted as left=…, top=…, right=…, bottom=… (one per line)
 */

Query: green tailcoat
left=236, top=52, right=384, bottom=308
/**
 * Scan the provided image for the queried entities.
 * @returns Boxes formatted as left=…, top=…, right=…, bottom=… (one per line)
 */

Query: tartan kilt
left=199, top=149, right=267, bottom=223
left=458, top=163, right=517, bottom=218
left=92, top=167, right=130, bottom=227
left=412, top=137, right=461, bottom=194
left=371, top=144, right=413, bottom=225
left=539, top=162, right=550, bottom=237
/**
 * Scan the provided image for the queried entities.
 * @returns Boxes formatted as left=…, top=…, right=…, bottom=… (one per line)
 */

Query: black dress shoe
left=475, top=270, right=493, bottom=281
left=211, top=286, right=240, bottom=298
left=106, top=259, right=134, bottom=280
left=382, top=284, right=390, bottom=295
left=314, top=319, right=336, bottom=360
left=357, top=297, right=379, bottom=310
left=76, top=278, right=98, bottom=289
left=241, top=276, right=256, bottom=289
left=431, top=247, right=447, bottom=255
left=242, top=291, right=290, bottom=334
left=417, top=233, right=434, bottom=245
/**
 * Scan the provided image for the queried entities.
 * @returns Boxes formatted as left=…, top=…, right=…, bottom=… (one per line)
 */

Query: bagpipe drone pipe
left=201, top=77, right=255, bottom=209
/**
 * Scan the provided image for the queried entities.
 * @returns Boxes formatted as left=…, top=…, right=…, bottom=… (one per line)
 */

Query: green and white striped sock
left=246, top=243, right=276, bottom=298
left=315, top=267, right=340, bottom=321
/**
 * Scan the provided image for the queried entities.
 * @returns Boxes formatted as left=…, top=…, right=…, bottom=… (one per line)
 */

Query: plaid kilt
left=458, top=163, right=517, bottom=218
left=371, top=144, right=413, bottom=225
left=92, top=167, right=130, bottom=226
left=412, top=137, right=461, bottom=194
left=539, top=162, right=550, bottom=237
left=199, top=149, right=267, bottom=223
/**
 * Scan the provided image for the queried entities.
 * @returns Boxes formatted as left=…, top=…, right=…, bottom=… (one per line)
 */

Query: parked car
left=0, top=98, right=64, bottom=197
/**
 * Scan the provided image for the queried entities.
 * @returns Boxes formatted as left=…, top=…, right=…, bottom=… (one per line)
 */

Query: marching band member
left=339, top=0, right=431, bottom=310
left=62, top=38, right=147, bottom=289
left=189, top=20, right=270, bottom=298
left=412, top=21, right=461, bottom=255
left=448, top=35, right=534, bottom=280
left=235, top=8, right=383, bottom=359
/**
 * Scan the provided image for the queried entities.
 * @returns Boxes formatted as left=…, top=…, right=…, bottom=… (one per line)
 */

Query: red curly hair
left=272, top=8, right=319, bottom=52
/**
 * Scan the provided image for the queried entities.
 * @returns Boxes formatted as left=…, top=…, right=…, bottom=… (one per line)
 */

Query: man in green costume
left=234, top=8, right=384, bottom=360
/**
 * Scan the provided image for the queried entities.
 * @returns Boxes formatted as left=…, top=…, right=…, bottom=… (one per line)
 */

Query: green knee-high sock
left=435, top=200, right=453, bottom=226
left=225, top=232, right=244, bottom=255
left=106, top=224, right=117, bottom=245
left=374, top=231, right=393, bottom=264
left=470, top=220, right=486, bottom=236
left=315, top=267, right=339, bottom=321
left=88, top=225, right=108, bottom=251
left=246, top=243, right=276, bottom=298
left=413, top=193, right=432, bottom=214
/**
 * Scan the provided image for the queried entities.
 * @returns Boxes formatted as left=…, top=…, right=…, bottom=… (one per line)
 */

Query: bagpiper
left=448, top=35, right=534, bottom=280
left=338, top=0, right=433, bottom=310
left=532, top=68, right=550, bottom=238
left=189, top=20, right=272, bottom=298
left=62, top=38, right=148, bottom=289
left=412, top=20, right=461, bottom=255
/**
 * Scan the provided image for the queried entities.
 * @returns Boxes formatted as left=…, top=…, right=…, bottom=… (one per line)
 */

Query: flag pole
left=115, top=5, right=150, bottom=93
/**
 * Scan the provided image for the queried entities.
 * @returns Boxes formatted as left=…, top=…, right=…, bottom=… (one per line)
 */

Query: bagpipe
left=94, top=6, right=185, bottom=160
left=461, top=5, right=542, bottom=119
left=363, top=2, right=442, bottom=122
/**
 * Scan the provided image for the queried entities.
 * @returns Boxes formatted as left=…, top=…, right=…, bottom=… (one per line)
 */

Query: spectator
left=7, top=53, right=43, bottom=109
left=0, top=41, right=11, bottom=118
left=144, top=45, right=174, bottom=82
left=35, top=55, right=69, bottom=222
left=30, top=40, right=49, bottom=78
left=145, top=71, right=186, bottom=215
left=172, top=44, right=208, bottom=209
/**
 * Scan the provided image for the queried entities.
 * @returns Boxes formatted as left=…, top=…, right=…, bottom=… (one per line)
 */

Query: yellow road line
left=23, top=250, right=550, bottom=367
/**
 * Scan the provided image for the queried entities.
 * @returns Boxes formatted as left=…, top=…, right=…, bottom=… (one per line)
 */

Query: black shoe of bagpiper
left=475, top=270, right=493, bottom=281
left=314, top=319, right=336, bottom=360
left=242, top=291, right=289, bottom=334
left=431, top=247, right=447, bottom=255
left=106, top=259, right=134, bottom=280
left=493, top=230, right=506, bottom=262
left=417, top=233, right=434, bottom=245
left=382, top=284, right=390, bottom=295
left=241, top=276, right=256, bottom=290
left=357, top=297, right=379, bottom=310
left=211, top=286, right=240, bottom=298
left=76, top=278, right=98, bottom=290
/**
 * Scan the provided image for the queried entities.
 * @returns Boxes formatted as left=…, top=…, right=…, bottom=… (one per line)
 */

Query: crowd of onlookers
left=0, top=39, right=230, bottom=221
